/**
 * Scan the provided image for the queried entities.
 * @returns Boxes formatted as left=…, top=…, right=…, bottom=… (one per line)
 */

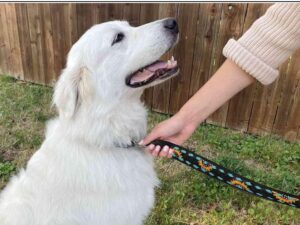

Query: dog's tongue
left=130, top=62, right=167, bottom=84
left=130, top=69, right=155, bottom=84
left=130, top=57, right=177, bottom=84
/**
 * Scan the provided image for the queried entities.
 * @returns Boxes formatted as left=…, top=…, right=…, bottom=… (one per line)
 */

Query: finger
left=147, top=144, right=155, bottom=153
left=167, top=148, right=174, bottom=158
left=159, top=145, right=169, bottom=157
left=152, top=145, right=161, bottom=157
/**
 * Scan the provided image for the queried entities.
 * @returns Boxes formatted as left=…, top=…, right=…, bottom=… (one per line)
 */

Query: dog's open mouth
left=125, top=56, right=179, bottom=88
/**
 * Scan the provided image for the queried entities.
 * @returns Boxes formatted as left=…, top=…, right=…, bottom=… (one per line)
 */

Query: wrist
left=176, top=106, right=204, bottom=129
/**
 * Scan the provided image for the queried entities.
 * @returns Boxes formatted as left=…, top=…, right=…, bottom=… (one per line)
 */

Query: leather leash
left=149, top=140, right=300, bottom=209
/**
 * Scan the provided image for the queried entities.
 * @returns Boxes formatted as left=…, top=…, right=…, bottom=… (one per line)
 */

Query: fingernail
left=162, top=146, right=168, bottom=152
left=167, top=149, right=174, bottom=158
left=154, top=146, right=160, bottom=152
left=149, top=144, right=155, bottom=151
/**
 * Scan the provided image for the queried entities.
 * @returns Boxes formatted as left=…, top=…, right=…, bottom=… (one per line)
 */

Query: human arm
left=140, top=59, right=255, bottom=157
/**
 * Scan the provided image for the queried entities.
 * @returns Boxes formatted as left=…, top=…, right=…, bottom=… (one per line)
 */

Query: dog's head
left=54, top=18, right=179, bottom=118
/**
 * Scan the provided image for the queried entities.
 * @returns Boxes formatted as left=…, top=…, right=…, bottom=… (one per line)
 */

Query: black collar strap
left=149, top=140, right=300, bottom=209
left=114, top=140, right=137, bottom=149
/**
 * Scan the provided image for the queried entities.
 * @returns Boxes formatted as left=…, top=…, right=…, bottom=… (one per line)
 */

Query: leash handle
left=150, top=140, right=300, bottom=209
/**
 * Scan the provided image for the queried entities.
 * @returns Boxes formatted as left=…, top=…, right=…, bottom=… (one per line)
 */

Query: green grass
left=0, top=75, right=54, bottom=188
left=0, top=74, right=299, bottom=224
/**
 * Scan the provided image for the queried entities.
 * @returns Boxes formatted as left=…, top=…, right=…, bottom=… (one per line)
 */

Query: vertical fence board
left=15, top=4, right=35, bottom=82
left=247, top=72, right=286, bottom=135
left=27, top=4, right=46, bottom=84
left=51, top=4, right=78, bottom=80
left=225, top=4, right=271, bottom=131
left=105, top=4, right=124, bottom=21
left=139, top=3, right=160, bottom=108
left=40, top=4, right=55, bottom=85
left=0, top=4, right=9, bottom=75
left=123, top=3, right=141, bottom=26
left=57, top=4, right=79, bottom=77
left=62, top=4, right=74, bottom=58
left=50, top=4, right=67, bottom=79
left=206, top=3, right=248, bottom=126
left=93, top=4, right=107, bottom=24
left=4, top=4, right=23, bottom=79
left=0, top=5, right=12, bottom=75
left=271, top=58, right=296, bottom=137
left=168, top=3, right=200, bottom=114
left=277, top=51, right=300, bottom=140
left=189, top=4, right=222, bottom=98
left=151, top=3, right=178, bottom=113
left=76, top=4, right=97, bottom=37
left=69, top=4, right=79, bottom=44
left=0, top=8, right=4, bottom=75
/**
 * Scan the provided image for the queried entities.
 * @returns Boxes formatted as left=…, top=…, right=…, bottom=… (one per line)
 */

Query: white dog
left=0, top=18, right=179, bottom=225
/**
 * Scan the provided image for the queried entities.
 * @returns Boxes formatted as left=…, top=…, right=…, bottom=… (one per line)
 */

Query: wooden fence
left=0, top=3, right=299, bottom=141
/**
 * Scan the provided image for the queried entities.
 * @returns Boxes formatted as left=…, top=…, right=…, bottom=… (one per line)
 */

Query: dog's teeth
left=171, top=56, right=174, bottom=61
left=167, top=60, right=171, bottom=67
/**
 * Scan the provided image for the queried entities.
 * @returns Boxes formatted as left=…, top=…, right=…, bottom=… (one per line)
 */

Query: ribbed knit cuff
left=223, top=39, right=279, bottom=85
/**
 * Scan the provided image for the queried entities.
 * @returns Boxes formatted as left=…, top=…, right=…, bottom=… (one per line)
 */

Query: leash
left=149, top=140, right=300, bottom=209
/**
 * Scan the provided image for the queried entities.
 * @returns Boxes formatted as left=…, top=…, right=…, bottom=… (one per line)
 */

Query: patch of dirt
left=244, top=159, right=265, bottom=170
left=185, top=140, right=219, bottom=159
left=0, top=148, right=18, bottom=162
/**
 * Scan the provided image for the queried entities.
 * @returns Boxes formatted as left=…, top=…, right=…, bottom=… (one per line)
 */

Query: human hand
left=139, top=113, right=197, bottom=158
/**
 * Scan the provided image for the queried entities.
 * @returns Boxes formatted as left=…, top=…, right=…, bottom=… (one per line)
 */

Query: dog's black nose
left=164, top=18, right=179, bottom=34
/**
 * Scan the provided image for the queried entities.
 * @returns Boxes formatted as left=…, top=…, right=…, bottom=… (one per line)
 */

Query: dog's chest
left=24, top=146, right=158, bottom=225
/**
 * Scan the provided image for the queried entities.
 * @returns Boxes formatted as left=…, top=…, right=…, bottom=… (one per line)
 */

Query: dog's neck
left=49, top=96, right=147, bottom=149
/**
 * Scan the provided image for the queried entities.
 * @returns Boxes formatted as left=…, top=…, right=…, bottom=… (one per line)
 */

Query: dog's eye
left=112, top=33, right=125, bottom=46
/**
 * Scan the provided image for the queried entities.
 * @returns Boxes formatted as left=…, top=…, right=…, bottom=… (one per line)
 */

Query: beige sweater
left=223, top=3, right=300, bottom=85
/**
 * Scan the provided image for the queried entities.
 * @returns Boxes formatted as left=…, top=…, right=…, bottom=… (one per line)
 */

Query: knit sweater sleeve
left=223, top=3, right=300, bottom=85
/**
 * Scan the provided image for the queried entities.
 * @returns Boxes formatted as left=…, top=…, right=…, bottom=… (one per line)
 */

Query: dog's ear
left=53, top=66, right=92, bottom=119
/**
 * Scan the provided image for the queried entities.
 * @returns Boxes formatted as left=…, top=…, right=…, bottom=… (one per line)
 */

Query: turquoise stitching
left=246, top=181, right=252, bottom=186
left=193, top=164, right=199, bottom=169
left=266, top=189, right=272, bottom=194
left=185, top=161, right=191, bottom=165
left=219, top=169, right=225, bottom=173
left=201, top=168, right=207, bottom=173
left=227, top=173, right=234, bottom=178
left=236, top=177, right=242, bottom=182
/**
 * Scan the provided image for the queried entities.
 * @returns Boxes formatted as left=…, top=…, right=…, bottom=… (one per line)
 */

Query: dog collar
left=114, top=140, right=137, bottom=149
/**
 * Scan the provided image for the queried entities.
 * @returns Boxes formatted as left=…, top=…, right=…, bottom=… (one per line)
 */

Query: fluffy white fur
left=0, top=19, right=178, bottom=225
